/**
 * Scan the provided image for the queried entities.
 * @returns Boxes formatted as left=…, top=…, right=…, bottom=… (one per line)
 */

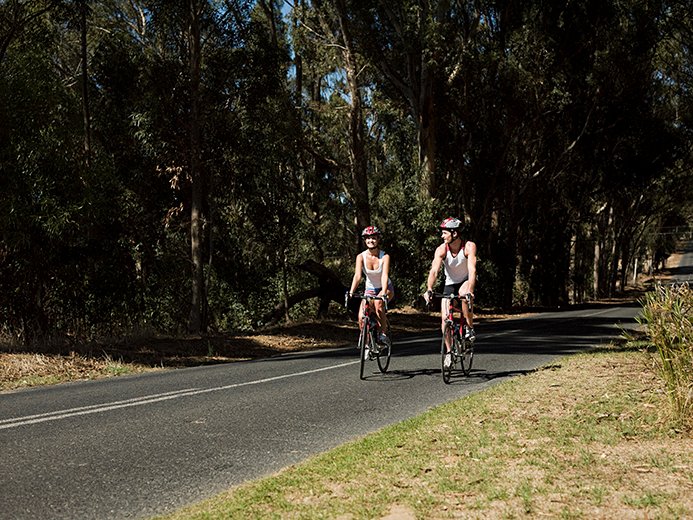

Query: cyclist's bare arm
left=348, top=254, right=364, bottom=296
left=378, top=254, right=391, bottom=298
left=425, top=244, right=447, bottom=302
left=463, top=241, right=478, bottom=297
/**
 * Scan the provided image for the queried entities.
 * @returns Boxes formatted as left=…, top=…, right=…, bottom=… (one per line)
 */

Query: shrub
left=638, top=283, right=692, bottom=428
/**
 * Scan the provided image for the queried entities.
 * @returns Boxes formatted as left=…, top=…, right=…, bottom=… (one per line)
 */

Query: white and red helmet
left=361, top=225, right=381, bottom=237
left=439, top=217, right=461, bottom=230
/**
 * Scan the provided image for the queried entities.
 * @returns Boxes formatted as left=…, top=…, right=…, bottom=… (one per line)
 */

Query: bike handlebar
left=426, top=292, right=473, bottom=311
left=346, top=292, right=389, bottom=310
left=429, top=292, right=473, bottom=301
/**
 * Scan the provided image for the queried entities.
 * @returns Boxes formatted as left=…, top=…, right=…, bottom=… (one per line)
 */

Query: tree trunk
left=79, top=0, right=91, bottom=167
left=293, top=0, right=303, bottom=106
left=417, top=70, right=436, bottom=198
left=335, top=0, right=370, bottom=240
left=187, top=0, right=206, bottom=334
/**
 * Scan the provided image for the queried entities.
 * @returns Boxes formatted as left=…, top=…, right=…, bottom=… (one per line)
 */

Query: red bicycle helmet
left=439, top=217, right=461, bottom=230
left=361, top=225, right=381, bottom=237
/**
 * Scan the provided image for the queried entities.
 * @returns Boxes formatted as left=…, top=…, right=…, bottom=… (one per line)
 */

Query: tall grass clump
left=638, top=283, right=692, bottom=428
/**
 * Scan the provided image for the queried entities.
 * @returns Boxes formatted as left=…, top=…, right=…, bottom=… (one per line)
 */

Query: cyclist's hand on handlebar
left=423, top=290, right=435, bottom=310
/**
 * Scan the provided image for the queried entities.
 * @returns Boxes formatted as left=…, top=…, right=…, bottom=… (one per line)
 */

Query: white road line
left=0, top=388, right=200, bottom=425
left=0, top=360, right=359, bottom=430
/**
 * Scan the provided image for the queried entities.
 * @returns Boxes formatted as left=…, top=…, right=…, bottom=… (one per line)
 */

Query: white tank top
left=362, top=250, right=385, bottom=290
left=444, top=243, right=469, bottom=285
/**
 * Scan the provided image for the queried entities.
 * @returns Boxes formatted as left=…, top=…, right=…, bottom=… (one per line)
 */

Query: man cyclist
left=347, top=225, right=394, bottom=347
left=423, top=217, right=477, bottom=365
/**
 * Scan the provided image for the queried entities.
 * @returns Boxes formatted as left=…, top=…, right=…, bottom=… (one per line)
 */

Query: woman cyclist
left=347, top=226, right=395, bottom=346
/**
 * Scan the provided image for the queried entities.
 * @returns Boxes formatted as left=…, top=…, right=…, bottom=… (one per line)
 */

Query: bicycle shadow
left=360, top=367, right=439, bottom=381
left=360, top=366, right=535, bottom=383
left=443, top=367, right=536, bottom=384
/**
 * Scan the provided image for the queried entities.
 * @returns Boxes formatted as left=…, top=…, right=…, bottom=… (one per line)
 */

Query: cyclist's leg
left=357, top=300, right=366, bottom=330
left=440, top=297, right=449, bottom=335
left=380, top=282, right=395, bottom=335
left=442, top=284, right=460, bottom=346
left=441, top=321, right=454, bottom=383
left=373, top=299, right=387, bottom=333
left=459, top=279, right=474, bottom=330
left=459, top=279, right=475, bottom=341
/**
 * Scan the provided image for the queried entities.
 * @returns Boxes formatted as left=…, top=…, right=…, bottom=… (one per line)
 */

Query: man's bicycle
left=433, top=293, right=474, bottom=383
left=350, top=293, right=392, bottom=379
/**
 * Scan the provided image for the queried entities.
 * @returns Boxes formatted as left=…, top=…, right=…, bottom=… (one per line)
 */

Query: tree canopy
left=1, top=0, right=691, bottom=341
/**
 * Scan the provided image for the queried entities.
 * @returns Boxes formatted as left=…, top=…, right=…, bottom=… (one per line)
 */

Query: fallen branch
left=261, top=260, right=347, bottom=326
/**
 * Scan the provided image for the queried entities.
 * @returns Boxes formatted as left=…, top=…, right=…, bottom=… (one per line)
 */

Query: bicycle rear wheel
left=358, top=322, right=369, bottom=380
left=376, top=333, right=391, bottom=373
left=441, top=322, right=454, bottom=384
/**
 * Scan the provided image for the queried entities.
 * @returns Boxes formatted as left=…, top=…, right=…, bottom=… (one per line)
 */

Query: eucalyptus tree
left=346, top=0, right=485, bottom=201
left=576, top=0, right=688, bottom=297
left=289, top=0, right=373, bottom=247
left=93, top=0, right=263, bottom=333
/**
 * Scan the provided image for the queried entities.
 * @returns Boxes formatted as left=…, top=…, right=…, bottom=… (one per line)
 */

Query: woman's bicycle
left=433, top=293, right=474, bottom=383
left=350, top=293, right=392, bottom=379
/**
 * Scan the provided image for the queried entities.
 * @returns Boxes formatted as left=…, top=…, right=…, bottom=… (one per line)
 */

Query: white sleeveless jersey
left=362, top=250, right=385, bottom=290
left=444, top=243, right=469, bottom=285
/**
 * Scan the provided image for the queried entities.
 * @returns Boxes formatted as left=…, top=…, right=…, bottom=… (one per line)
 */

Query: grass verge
left=0, top=351, right=153, bottom=391
left=157, top=347, right=692, bottom=520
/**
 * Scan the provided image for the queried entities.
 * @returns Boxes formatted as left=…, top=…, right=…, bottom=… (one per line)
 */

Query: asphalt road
left=670, top=239, right=693, bottom=283
left=0, top=301, right=644, bottom=520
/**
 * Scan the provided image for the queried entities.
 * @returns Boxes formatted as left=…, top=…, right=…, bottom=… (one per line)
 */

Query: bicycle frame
left=436, top=293, right=472, bottom=338
left=433, top=292, right=474, bottom=382
left=352, top=293, right=391, bottom=379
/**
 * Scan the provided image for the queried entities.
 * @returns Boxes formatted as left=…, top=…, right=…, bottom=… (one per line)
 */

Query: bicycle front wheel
left=376, top=333, right=391, bottom=373
left=358, top=322, right=369, bottom=380
left=460, top=335, right=474, bottom=376
left=441, top=323, right=454, bottom=384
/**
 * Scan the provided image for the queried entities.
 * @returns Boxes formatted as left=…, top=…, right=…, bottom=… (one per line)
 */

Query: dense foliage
left=1, top=0, right=691, bottom=340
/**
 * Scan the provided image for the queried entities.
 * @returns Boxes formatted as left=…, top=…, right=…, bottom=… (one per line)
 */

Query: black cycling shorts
left=443, top=276, right=469, bottom=296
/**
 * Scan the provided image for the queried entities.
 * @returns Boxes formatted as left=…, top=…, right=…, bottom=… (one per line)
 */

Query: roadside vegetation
left=637, top=283, right=693, bottom=429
